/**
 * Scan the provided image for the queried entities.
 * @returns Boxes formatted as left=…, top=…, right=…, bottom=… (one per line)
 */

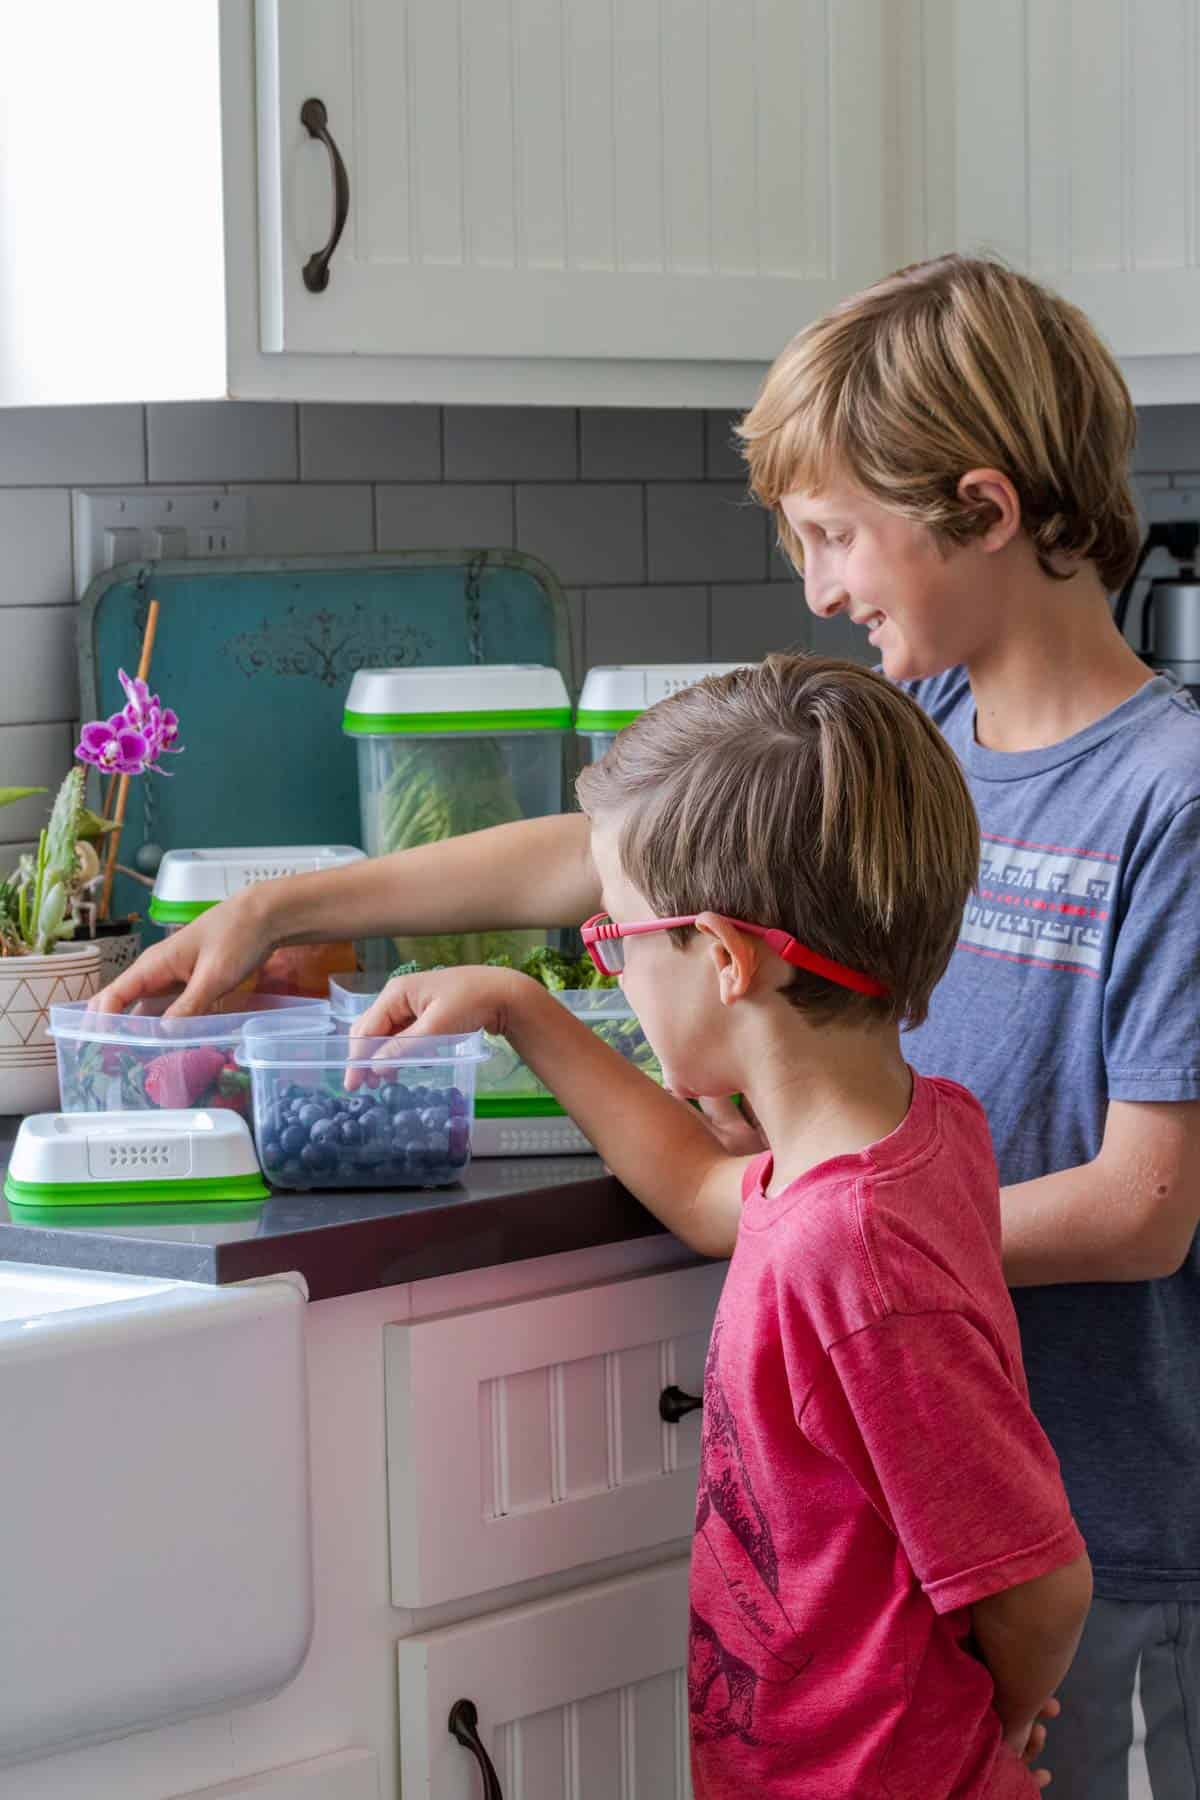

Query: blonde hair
left=740, top=254, right=1141, bottom=592
left=575, top=654, right=978, bottom=1029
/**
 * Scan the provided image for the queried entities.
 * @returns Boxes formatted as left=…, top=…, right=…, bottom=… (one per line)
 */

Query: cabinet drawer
left=397, top=1558, right=692, bottom=1800
left=385, top=1262, right=723, bottom=1607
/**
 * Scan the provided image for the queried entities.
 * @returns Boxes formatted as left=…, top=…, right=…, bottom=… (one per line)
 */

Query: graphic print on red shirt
left=689, top=1312, right=810, bottom=1745
left=687, top=1073, right=1086, bottom=1800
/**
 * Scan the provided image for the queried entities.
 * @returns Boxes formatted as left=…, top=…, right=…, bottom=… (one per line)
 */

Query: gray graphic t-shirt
left=905, top=670, right=1200, bottom=1600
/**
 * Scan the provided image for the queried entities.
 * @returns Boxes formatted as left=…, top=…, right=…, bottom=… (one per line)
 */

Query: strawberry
left=142, top=1047, right=227, bottom=1109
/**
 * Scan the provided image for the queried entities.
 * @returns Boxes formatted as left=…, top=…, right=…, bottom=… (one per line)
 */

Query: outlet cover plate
left=74, top=490, right=249, bottom=599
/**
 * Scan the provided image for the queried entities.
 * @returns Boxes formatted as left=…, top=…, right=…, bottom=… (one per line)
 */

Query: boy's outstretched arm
left=971, top=1553, right=1093, bottom=1762
left=351, top=967, right=746, bottom=1258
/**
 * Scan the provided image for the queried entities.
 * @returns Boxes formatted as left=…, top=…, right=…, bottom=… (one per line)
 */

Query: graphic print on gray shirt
left=904, top=670, right=1200, bottom=1600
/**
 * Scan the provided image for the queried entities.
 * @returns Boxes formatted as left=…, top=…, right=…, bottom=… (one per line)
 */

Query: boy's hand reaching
left=346, top=966, right=524, bottom=1086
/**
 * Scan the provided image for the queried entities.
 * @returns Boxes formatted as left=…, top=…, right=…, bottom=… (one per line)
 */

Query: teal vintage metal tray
left=79, top=550, right=572, bottom=930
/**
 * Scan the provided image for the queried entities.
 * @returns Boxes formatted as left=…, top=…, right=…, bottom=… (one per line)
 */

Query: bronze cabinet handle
left=449, top=1698, right=504, bottom=1799
left=659, top=1384, right=703, bottom=1424
left=299, top=97, right=349, bottom=293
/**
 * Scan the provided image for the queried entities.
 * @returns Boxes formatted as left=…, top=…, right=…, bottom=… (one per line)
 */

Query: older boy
left=104, top=256, right=1200, bottom=1797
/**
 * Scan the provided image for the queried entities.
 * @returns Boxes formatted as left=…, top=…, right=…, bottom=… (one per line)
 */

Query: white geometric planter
left=0, top=943, right=103, bottom=1117
left=0, top=944, right=103, bottom=1050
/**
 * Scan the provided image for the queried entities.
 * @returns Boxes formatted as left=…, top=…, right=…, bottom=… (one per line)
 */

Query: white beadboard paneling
left=0, top=607, right=79, bottom=724
left=298, top=405, right=441, bottom=481
left=0, top=406, right=144, bottom=487
left=231, top=484, right=373, bottom=554
left=147, top=402, right=298, bottom=483
left=705, top=411, right=747, bottom=481
left=376, top=483, right=514, bottom=551
left=444, top=407, right=578, bottom=481
left=462, top=0, right=517, bottom=268
left=517, top=485, right=643, bottom=587
left=584, top=587, right=708, bottom=666
left=647, top=482, right=766, bottom=583
left=581, top=411, right=703, bottom=481
left=0, top=723, right=74, bottom=842
left=711, top=584, right=807, bottom=662
left=0, top=489, right=73, bottom=607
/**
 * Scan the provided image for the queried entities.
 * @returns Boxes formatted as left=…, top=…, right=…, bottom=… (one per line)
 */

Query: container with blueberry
left=236, top=1027, right=488, bottom=1190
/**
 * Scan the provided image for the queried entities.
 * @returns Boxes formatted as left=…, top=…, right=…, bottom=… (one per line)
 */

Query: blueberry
left=357, top=1141, right=389, bottom=1168
left=426, top=1128, right=450, bottom=1157
left=281, top=1156, right=305, bottom=1181
left=360, top=1107, right=389, bottom=1141
left=391, top=1086, right=417, bottom=1113
left=308, top=1117, right=336, bottom=1144
left=448, top=1120, right=470, bottom=1163
left=420, top=1105, right=450, bottom=1133
left=297, top=1101, right=326, bottom=1129
left=448, top=1087, right=467, bottom=1117
left=378, top=1083, right=400, bottom=1111
left=338, top=1118, right=362, bottom=1146
left=391, top=1111, right=417, bottom=1143
left=347, top=1095, right=370, bottom=1118
left=280, top=1124, right=307, bottom=1156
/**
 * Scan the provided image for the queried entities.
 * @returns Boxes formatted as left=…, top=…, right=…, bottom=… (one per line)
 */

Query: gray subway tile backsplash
left=0, top=399, right=1189, bottom=740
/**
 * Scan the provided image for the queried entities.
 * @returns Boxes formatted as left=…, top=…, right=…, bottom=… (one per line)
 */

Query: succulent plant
left=0, top=769, right=113, bottom=957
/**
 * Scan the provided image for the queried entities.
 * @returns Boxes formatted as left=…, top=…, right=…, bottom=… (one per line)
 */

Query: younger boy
left=352, top=656, right=1093, bottom=1798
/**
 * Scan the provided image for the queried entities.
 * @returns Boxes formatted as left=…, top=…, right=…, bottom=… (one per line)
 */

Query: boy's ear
left=695, top=912, right=759, bottom=1005
left=957, top=468, right=1022, bottom=553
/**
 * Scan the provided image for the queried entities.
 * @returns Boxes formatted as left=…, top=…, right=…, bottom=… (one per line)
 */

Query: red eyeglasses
left=580, top=912, right=889, bottom=997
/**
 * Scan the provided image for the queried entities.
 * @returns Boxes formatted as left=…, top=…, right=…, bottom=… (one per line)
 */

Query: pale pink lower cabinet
left=397, top=1560, right=692, bottom=1800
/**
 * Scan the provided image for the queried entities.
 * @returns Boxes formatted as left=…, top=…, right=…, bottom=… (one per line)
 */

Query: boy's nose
left=806, top=582, right=848, bottom=619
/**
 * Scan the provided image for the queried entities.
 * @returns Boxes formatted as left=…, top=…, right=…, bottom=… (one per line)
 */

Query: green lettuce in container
left=343, top=665, right=570, bottom=970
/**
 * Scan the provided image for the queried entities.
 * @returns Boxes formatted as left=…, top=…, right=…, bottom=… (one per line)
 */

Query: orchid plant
left=75, top=669, right=182, bottom=779
left=0, top=669, right=184, bottom=954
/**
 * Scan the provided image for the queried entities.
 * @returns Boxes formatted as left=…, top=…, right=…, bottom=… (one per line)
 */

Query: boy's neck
left=738, top=1009, right=914, bottom=1197
left=965, top=558, right=1151, bottom=754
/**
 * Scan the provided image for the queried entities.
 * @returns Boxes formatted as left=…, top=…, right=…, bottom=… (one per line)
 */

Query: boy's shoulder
left=754, top=1073, right=1004, bottom=1346
left=903, top=665, right=972, bottom=734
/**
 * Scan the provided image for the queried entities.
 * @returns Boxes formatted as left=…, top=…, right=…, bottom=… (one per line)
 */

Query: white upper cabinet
left=904, top=0, right=1200, bottom=370
left=255, top=0, right=888, bottom=364
left=2, top=0, right=1199, bottom=404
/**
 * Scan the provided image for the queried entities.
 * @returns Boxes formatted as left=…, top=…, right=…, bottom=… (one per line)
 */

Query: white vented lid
left=150, top=846, right=364, bottom=923
left=575, top=663, right=751, bottom=728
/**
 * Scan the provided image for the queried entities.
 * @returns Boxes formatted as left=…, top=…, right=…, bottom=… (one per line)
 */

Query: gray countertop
left=0, top=1119, right=663, bottom=1301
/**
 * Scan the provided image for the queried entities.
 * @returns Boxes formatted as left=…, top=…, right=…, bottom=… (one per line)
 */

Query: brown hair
left=576, top=654, right=978, bottom=1029
left=740, top=254, right=1141, bottom=592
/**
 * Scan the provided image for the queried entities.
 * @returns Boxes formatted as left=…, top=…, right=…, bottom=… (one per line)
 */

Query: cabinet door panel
left=385, top=1263, right=724, bottom=1608
left=257, top=0, right=889, bottom=360
left=397, top=1560, right=692, bottom=1800
left=942, top=0, right=1200, bottom=355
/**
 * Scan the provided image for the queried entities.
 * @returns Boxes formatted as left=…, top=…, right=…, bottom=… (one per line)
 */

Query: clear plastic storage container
left=342, top=665, right=570, bottom=970
left=149, top=846, right=365, bottom=997
left=575, top=663, right=751, bottom=763
left=50, top=994, right=327, bottom=1118
left=237, top=1023, right=487, bottom=1189
left=329, top=975, right=661, bottom=1156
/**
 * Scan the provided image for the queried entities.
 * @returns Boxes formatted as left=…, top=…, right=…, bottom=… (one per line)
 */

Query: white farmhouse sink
left=0, top=1260, right=312, bottom=1766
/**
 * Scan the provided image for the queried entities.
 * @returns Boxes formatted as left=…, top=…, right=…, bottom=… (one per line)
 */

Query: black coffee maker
left=1114, top=521, right=1200, bottom=701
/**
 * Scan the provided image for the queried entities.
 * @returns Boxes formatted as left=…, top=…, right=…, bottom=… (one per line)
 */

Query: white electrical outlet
left=73, top=490, right=250, bottom=598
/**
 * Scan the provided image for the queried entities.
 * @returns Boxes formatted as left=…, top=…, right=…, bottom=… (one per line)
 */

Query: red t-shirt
left=689, top=1072, right=1086, bottom=1800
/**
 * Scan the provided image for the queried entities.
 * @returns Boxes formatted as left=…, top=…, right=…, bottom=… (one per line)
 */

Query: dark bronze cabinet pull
left=449, top=1698, right=504, bottom=1798
left=659, top=1384, right=703, bottom=1423
left=300, top=97, right=350, bottom=292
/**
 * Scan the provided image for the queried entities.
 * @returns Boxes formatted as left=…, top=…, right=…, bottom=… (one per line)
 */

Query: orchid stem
left=99, top=598, right=160, bottom=920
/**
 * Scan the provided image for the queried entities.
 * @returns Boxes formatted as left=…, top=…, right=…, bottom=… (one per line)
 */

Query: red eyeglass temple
left=583, top=915, right=889, bottom=999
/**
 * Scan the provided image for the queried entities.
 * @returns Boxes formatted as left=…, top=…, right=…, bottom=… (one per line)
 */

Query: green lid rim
left=574, top=709, right=641, bottom=731
left=148, top=896, right=215, bottom=924
left=475, top=1094, right=566, bottom=1118
left=4, top=1171, right=269, bottom=1207
left=6, top=1200, right=266, bottom=1226
left=342, top=707, right=572, bottom=736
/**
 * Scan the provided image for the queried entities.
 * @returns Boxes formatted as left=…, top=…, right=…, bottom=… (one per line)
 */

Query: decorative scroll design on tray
left=224, top=606, right=436, bottom=687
